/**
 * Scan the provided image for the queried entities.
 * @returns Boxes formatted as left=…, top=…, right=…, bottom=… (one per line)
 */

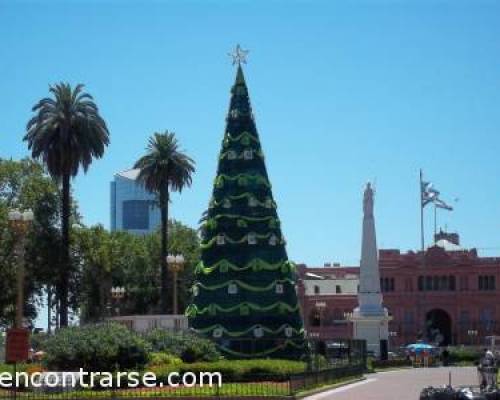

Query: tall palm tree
left=24, top=83, right=109, bottom=327
left=134, top=131, right=195, bottom=313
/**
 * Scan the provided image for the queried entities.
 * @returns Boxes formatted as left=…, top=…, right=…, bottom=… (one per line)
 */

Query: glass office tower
left=110, top=169, right=161, bottom=235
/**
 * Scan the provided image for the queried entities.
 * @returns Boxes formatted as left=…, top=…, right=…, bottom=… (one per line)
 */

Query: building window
left=333, top=308, right=342, bottom=321
left=425, top=276, right=433, bottom=291
left=459, top=276, right=468, bottom=291
left=418, top=275, right=457, bottom=291
left=335, top=285, right=342, bottom=294
left=380, top=277, right=395, bottom=292
left=403, top=311, right=414, bottom=326
left=122, top=200, right=149, bottom=230
left=439, top=276, right=448, bottom=291
left=449, top=276, right=456, bottom=291
left=314, top=285, right=320, bottom=295
left=480, top=308, right=495, bottom=332
left=418, top=276, right=424, bottom=291
left=479, top=275, right=496, bottom=291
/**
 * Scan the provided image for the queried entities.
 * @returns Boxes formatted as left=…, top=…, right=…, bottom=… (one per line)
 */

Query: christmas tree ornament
left=269, top=234, right=278, bottom=246
left=275, top=283, right=284, bottom=294
left=248, top=196, right=258, bottom=207
left=247, top=232, right=257, bottom=245
left=228, top=283, right=238, bottom=294
left=243, top=149, right=253, bottom=160
left=216, top=234, right=225, bottom=245
left=213, top=327, right=223, bottom=338
left=253, top=326, right=264, bottom=338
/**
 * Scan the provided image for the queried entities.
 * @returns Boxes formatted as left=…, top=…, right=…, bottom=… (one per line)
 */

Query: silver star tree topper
left=228, top=44, right=249, bottom=66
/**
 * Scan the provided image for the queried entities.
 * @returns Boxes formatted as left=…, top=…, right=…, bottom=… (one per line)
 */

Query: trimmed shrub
left=42, top=323, right=150, bottom=371
left=144, top=329, right=220, bottom=363
left=150, top=359, right=307, bottom=383
left=448, top=347, right=481, bottom=365
left=148, top=352, right=182, bottom=367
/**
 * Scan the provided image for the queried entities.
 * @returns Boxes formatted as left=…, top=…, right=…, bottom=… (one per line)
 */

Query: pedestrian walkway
left=305, top=367, right=477, bottom=400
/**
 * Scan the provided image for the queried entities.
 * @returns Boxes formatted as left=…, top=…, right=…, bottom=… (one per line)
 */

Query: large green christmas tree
left=187, top=62, right=305, bottom=358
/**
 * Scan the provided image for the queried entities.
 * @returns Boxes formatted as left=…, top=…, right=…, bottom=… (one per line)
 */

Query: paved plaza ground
left=306, top=367, right=478, bottom=400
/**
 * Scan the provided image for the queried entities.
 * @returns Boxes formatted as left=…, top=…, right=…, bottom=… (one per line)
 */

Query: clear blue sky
left=1, top=0, right=500, bottom=267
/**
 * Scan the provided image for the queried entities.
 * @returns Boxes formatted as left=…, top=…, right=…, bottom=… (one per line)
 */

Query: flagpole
left=420, top=169, right=425, bottom=258
left=434, top=204, right=437, bottom=242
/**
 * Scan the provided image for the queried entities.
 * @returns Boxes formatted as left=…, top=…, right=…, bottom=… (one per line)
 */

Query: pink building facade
left=298, top=240, right=500, bottom=348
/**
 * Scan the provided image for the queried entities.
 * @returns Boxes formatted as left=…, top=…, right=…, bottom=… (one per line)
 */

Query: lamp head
left=8, top=209, right=22, bottom=221
left=23, top=209, right=34, bottom=222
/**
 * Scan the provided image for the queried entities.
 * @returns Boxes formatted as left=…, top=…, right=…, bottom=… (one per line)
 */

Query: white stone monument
left=349, top=183, right=391, bottom=357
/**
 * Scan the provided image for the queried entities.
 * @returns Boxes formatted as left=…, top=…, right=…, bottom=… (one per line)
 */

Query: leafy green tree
left=134, top=132, right=195, bottom=313
left=24, top=83, right=110, bottom=327
left=74, top=221, right=200, bottom=322
left=0, top=158, right=62, bottom=328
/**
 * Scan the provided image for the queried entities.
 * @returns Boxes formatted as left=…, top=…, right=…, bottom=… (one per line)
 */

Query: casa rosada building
left=297, top=233, right=500, bottom=347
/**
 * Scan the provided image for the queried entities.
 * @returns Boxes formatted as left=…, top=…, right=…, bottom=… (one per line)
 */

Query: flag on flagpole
left=421, top=181, right=440, bottom=207
left=435, top=198, right=453, bottom=211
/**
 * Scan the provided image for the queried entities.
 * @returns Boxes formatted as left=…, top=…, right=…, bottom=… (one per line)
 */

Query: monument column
left=349, top=183, right=391, bottom=358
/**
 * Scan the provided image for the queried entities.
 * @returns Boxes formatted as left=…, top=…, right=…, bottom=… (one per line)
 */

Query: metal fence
left=0, top=336, right=366, bottom=399
left=0, top=364, right=365, bottom=399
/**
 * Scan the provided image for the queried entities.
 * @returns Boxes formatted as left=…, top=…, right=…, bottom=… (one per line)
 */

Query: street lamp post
left=167, top=254, right=185, bottom=315
left=315, top=301, right=327, bottom=338
left=110, top=287, right=126, bottom=316
left=8, top=209, right=34, bottom=328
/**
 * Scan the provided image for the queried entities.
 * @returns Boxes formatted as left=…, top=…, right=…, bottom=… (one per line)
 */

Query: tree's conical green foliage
left=188, top=65, right=305, bottom=358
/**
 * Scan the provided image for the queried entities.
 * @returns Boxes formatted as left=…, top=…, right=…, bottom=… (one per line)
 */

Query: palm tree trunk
left=160, top=189, right=169, bottom=313
left=47, top=286, right=52, bottom=334
left=59, top=173, right=70, bottom=327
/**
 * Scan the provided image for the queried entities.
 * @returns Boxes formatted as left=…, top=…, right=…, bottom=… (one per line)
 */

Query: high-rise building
left=110, top=169, right=160, bottom=235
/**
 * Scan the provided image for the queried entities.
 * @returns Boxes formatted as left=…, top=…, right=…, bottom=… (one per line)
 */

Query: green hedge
left=447, top=347, right=481, bottom=364
left=150, top=359, right=307, bottom=383
left=42, top=323, right=150, bottom=372
left=143, top=329, right=220, bottom=363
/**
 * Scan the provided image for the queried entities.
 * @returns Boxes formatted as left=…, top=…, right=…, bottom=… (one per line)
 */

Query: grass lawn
left=0, top=381, right=290, bottom=398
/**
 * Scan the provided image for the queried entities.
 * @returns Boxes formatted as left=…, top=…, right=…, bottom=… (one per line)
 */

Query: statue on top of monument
left=363, top=182, right=375, bottom=217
